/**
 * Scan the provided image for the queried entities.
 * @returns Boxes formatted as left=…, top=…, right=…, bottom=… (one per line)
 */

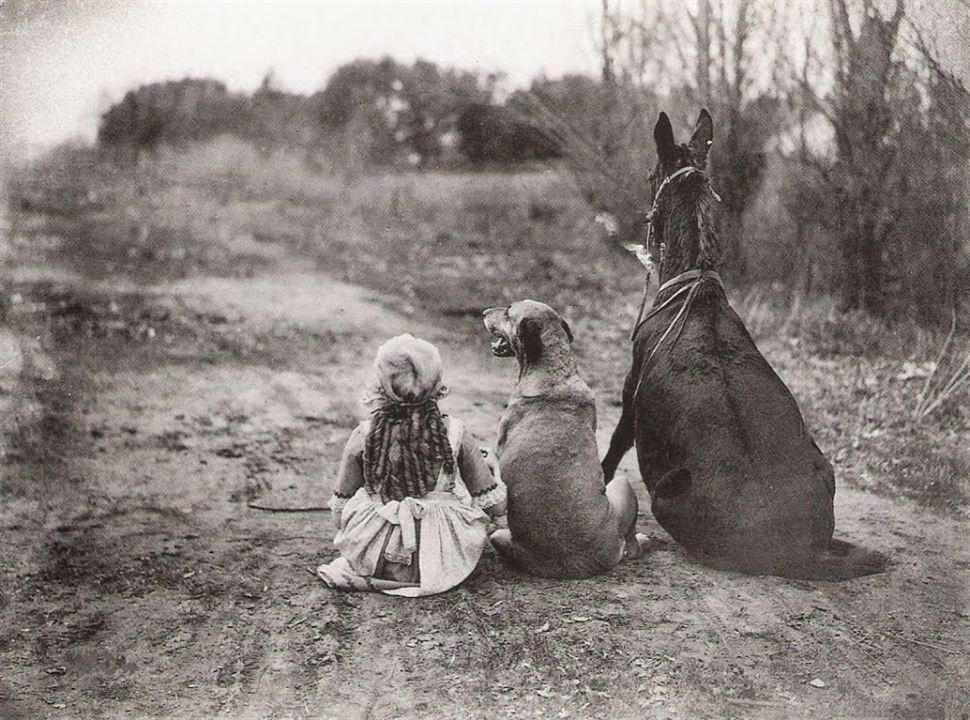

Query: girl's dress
left=317, top=417, right=506, bottom=597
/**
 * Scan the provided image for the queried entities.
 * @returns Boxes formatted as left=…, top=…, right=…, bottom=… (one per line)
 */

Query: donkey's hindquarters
left=650, top=466, right=886, bottom=580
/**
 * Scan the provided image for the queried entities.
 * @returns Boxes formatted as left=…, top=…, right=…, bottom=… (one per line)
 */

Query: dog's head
left=482, top=300, right=573, bottom=365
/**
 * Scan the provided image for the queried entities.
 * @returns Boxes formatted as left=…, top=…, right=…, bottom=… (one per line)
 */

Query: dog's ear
left=517, top=317, right=544, bottom=364
left=560, top=318, right=573, bottom=344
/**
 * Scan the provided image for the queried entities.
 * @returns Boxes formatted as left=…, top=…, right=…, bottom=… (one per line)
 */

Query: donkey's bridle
left=644, top=165, right=721, bottom=257
left=645, top=165, right=700, bottom=230
left=625, top=163, right=724, bottom=399
left=630, top=165, right=720, bottom=341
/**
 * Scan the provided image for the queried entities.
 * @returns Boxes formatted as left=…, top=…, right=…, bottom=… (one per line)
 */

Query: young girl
left=317, top=334, right=507, bottom=596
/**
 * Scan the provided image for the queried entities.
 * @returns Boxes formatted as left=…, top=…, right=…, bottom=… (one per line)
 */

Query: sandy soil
left=1, top=244, right=969, bottom=719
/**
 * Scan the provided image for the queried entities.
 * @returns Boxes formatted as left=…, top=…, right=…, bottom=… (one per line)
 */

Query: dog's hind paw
left=623, top=533, right=650, bottom=560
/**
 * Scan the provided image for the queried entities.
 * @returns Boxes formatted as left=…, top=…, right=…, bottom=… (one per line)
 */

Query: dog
left=483, top=299, right=644, bottom=578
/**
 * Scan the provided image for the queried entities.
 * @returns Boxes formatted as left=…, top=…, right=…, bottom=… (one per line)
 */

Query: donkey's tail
left=700, top=538, right=888, bottom=581
left=790, top=538, right=888, bottom=581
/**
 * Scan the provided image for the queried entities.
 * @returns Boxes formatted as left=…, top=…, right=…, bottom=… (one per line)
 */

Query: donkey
left=602, top=110, right=885, bottom=580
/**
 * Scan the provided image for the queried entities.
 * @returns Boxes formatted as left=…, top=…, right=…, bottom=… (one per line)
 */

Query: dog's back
left=499, top=392, right=623, bottom=578
left=484, top=299, right=632, bottom=578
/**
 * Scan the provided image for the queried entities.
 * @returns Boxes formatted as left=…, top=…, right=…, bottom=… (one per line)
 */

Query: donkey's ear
left=518, top=317, right=544, bottom=363
left=654, top=111, right=677, bottom=169
left=687, top=108, right=714, bottom=167
left=560, top=318, right=573, bottom=344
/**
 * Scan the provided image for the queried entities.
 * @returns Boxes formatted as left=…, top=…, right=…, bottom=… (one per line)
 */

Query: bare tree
left=519, top=0, right=776, bottom=279
left=646, top=0, right=775, bottom=279
left=786, top=0, right=969, bottom=320
left=827, top=0, right=905, bottom=314
left=522, top=0, right=967, bottom=319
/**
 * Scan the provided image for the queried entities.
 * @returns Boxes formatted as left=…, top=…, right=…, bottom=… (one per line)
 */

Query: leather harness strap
left=631, top=269, right=723, bottom=400
left=631, top=268, right=723, bottom=340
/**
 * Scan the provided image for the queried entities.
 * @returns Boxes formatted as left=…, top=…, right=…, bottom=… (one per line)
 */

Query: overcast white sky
left=0, top=0, right=601, bottom=150
left=1, top=0, right=967, bottom=153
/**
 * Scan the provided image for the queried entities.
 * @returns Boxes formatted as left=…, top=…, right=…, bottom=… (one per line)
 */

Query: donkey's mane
left=651, top=166, right=721, bottom=280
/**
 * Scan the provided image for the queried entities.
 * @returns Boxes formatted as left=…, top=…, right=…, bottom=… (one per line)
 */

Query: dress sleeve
left=457, top=430, right=507, bottom=518
left=329, top=424, right=366, bottom=528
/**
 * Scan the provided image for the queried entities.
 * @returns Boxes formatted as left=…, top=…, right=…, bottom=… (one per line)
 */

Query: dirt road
left=1, top=248, right=968, bottom=719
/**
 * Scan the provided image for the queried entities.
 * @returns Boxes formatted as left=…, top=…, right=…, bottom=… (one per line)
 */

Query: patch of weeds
left=304, top=634, right=340, bottom=668
left=6, top=283, right=219, bottom=374
left=94, top=676, right=133, bottom=701
left=28, top=530, right=205, bottom=603
left=213, top=638, right=269, bottom=689
left=296, top=599, right=359, bottom=682
left=157, top=430, right=191, bottom=452
left=214, top=443, right=247, bottom=459
left=4, top=347, right=89, bottom=471
left=870, top=432, right=970, bottom=512
left=30, top=610, right=108, bottom=658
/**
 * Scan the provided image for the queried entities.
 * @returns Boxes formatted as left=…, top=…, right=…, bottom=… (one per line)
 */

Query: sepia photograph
left=1, top=0, right=968, bottom=717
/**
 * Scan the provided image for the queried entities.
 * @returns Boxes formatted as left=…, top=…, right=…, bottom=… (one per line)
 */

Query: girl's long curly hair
left=360, top=334, right=455, bottom=503
left=362, top=397, right=455, bottom=503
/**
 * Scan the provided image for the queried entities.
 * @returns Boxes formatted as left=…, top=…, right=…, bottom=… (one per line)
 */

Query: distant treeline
left=94, top=27, right=970, bottom=326
left=97, top=58, right=565, bottom=165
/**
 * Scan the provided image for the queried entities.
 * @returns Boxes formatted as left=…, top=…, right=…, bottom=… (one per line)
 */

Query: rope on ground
left=247, top=502, right=329, bottom=512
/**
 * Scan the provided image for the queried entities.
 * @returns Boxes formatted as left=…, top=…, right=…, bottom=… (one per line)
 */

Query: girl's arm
left=457, top=431, right=507, bottom=518
left=329, top=425, right=366, bottom=529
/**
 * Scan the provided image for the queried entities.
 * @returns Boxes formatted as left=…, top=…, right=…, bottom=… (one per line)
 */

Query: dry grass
left=913, top=313, right=970, bottom=422
left=6, top=139, right=969, bottom=513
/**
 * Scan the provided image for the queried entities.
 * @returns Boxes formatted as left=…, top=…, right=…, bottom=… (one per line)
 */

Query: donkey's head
left=648, top=109, right=720, bottom=280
